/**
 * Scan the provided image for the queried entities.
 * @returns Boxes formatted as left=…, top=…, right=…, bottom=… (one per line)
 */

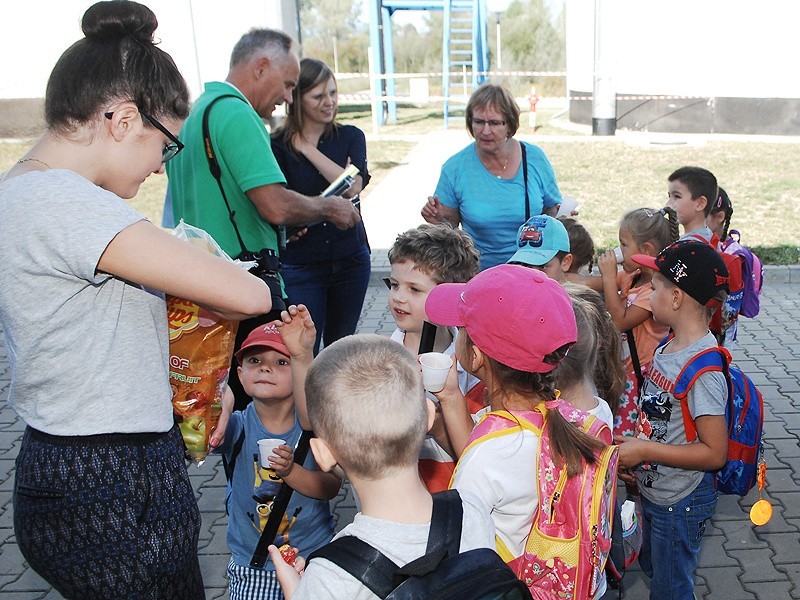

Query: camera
left=238, top=248, right=286, bottom=312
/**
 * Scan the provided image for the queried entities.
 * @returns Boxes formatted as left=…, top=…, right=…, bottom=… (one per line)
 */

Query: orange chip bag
left=168, top=222, right=247, bottom=462
left=168, top=296, right=237, bottom=461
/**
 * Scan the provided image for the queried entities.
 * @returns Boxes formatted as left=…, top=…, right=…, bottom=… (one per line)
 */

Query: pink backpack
left=463, top=403, right=618, bottom=600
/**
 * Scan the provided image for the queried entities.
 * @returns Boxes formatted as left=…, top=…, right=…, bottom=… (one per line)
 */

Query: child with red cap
left=215, top=321, right=341, bottom=600
left=617, top=239, right=730, bottom=599
left=425, top=264, right=614, bottom=598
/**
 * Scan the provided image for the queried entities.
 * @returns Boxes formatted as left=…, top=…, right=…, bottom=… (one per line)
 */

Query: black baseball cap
left=632, top=240, right=729, bottom=306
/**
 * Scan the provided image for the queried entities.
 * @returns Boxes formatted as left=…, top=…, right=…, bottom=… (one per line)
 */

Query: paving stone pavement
left=0, top=251, right=799, bottom=599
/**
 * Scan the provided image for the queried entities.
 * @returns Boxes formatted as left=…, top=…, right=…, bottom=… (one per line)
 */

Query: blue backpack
left=673, top=346, right=764, bottom=496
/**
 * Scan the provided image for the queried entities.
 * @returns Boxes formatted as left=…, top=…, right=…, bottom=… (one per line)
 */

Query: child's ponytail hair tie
left=659, top=207, right=669, bottom=219
left=545, top=389, right=561, bottom=411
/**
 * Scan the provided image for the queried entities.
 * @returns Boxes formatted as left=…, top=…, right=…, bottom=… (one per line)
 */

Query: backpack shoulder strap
left=425, top=489, right=464, bottom=559
left=222, top=427, right=247, bottom=483
left=308, top=536, right=400, bottom=599
left=672, top=346, right=731, bottom=442
left=395, top=489, right=464, bottom=579
left=687, top=232, right=710, bottom=245
left=468, top=410, right=544, bottom=443
left=307, top=490, right=466, bottom=597
left=222, top=427, right=247, bottom=516
left=453, top=409, right=545, bottom=491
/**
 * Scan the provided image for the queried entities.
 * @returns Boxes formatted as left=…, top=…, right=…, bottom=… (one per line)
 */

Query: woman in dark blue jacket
left=271, top=58, right=370, bottom=354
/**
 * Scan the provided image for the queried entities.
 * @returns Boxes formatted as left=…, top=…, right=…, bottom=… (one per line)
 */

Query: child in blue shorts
left=617, top=240, right=730, bottom=599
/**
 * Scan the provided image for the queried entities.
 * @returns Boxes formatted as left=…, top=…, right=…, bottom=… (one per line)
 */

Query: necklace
left=485, top=142, right=511, bottom=178
left=493, top=155, right=508, bottom=178
left=17, top=157, right=52, bottom=170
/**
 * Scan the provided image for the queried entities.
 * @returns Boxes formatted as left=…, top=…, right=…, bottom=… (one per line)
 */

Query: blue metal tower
left=368, top=0, right=488, bottom=128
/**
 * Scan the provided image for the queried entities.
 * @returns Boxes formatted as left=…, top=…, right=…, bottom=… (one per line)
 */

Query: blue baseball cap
left=508, top=215, right=570, bottom=267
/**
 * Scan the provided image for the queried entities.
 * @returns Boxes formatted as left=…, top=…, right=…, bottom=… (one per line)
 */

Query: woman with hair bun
left=0, top=2, right=270, bottom=597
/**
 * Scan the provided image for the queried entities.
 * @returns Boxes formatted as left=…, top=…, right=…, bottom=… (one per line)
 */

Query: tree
left=392, top=16, right=443, bottom=75
left=502, top=0, right=564, bottom=72
left=300, top=0, right=363, bottom=71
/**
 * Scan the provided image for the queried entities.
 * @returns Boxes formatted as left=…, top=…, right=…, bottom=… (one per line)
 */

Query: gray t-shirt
left=635, top=332, right=727, bottom=505
left=0, top=170, right=173, bottom=435
left=292, top=490, right=495, bottom=600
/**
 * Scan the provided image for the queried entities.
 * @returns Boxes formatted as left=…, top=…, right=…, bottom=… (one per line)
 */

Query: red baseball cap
left=234, top=323, right=289, bottom=364
left=424, top=264, right=577, bottom=373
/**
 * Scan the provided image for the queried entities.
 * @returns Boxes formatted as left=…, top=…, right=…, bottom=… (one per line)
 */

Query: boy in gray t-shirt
left=617, top=240, right=730, bottom=600
left=267, top=333, right=494, bottom=599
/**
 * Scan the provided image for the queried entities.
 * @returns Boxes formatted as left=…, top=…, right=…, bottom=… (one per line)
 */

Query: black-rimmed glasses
left=104, top=108, right=184, bottom=163
left=472, top=118, right=506, bottom=129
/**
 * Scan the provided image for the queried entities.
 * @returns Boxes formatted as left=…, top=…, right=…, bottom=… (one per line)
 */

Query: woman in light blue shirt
left=421, top=84, right=562, bottom=270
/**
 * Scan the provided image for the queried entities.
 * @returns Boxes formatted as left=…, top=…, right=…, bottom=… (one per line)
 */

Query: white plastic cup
left=419, top=352, right=453, bottom=393
left=614, top=246, right=624, bottom=263
left=257, top=438, right=286, bottom=467
left=556, top=195, right=580, bottom=217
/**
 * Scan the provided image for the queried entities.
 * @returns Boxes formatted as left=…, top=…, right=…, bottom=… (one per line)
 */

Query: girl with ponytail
left=598, top=206, right=680, bottom=437
left=425, top=265, right=611, bottom=596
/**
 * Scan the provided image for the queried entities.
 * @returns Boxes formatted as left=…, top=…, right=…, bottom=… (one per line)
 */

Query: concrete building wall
left=566, top=0, right=800, bottom=134
left=1, top=0, right=298, bottom=137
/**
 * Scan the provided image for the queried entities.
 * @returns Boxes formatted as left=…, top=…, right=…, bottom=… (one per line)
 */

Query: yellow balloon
left=749, top=499, right=773, bottom=526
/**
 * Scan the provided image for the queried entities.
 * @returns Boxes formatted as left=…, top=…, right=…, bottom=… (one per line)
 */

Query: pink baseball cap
left=425, top=264, right=577, bottom=373
left=234, top=323, right=289, bottom=364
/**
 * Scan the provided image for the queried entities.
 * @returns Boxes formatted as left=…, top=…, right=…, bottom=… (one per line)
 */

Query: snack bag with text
left=168, top=221, right=240, bottom=462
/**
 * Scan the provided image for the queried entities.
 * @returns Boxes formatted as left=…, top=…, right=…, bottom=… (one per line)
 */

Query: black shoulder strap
left=425, top=489, right=464, bottom=558
left=520, top=141, right=530, bottom=221
left=221, top=427, right=247, bottom=516
left=307, top=489, right=465, bottom=596
left=249, top=429, right=314, bottom=568
left=418, top=321, right=438, bottom=355
left=625, top=329, right=645, bottom=394
left=222, top=427, right=247, bottom=484
left=202, top=93, right=283, bottom=255
left=309, top=536, right=401, bottom=599
left=201, top=94, right=249, bottom=257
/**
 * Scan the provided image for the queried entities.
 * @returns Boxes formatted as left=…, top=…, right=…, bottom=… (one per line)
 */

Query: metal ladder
left=442, top=0, right=488, bottom=127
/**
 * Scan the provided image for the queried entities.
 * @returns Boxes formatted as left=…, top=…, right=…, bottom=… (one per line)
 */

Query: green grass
left=751, top=246, right=800, bottom=265
left=535, top=140, right=800, bottom=262
left=4, top=116, right=799, bottom=264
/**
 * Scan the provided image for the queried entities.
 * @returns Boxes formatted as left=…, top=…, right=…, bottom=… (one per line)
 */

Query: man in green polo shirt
left=167, top=28, right=358, bottom=259
left=167, top=28, right=359, bottom=409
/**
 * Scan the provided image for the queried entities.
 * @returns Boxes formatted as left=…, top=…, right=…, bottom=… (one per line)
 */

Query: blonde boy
left=269, top=334, right=494, bottom=599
